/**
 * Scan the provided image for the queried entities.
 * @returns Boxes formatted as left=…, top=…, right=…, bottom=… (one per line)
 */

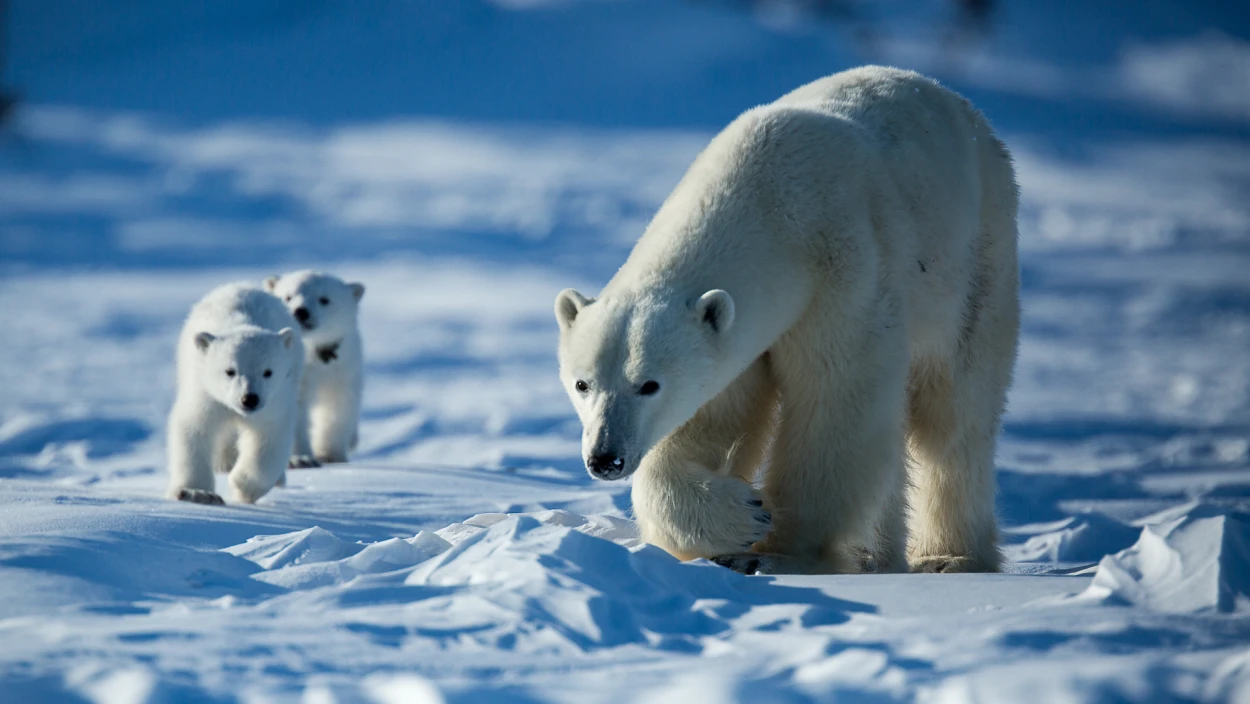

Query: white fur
left=167, top=283, right=303, bottom=504
left=265, top=270, right=365, bottom=466
left=555, top=66, right=1020, bottom=574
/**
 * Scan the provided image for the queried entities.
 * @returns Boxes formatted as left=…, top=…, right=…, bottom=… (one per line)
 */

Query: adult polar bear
left=555, top=66, right=1019, bottom=574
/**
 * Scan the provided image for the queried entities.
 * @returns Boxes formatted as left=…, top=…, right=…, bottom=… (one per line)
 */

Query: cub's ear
left=277, top=327, right=296, bottom=350
left=263, top=275, right=280, bottom=292
left=555, top=288, right=593, bottom=331
left=194, top=332, right=216, bottom=352
left=349, top=282, right=365, bottom=301
left=695, top=290, right=735, bottom=334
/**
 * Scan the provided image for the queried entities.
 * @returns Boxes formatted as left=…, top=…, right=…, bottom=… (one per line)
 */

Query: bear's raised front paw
left=289, top=455, right=321, bottom=469
left=711, top=552, right=772, bottom=575
left=732, top=487, right=773, bottom=550
left=175, top=488, right=225, bottom=505
left=910, top=555, right=981, bottom=573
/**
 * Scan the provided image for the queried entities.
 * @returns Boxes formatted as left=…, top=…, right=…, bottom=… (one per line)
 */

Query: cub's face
left=195, top=329, right=297, bottom=416
left=265, top=271, right=365, bottom=346
left=554, top=288, right=735, bottom=480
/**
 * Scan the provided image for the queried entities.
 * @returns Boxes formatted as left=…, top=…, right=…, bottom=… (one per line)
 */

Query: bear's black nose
left=586, top=454, right=626, bottom=480
left=293, top=307, right=310, bottom=322
left=241, top=393, right=260, bottom=411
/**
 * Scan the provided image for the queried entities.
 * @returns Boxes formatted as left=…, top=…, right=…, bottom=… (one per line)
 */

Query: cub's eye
left=319, top=297, right=330, bottom=305
left=284, top=296, right=292, bottom=302
left=225, top=369, right=236, bottom=378
left=574, top=380, right=589, bottom=393
left=639, top=380, right=660, bottom=396
left=263, top=369, right=272, bottom=378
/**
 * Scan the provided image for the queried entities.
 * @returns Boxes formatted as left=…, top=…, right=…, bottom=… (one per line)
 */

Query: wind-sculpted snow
left=1081, top=504, right=1250, bottom=613
left=1005, top=512, right=1142, bottom=563
left=225, top=511, right=865, bottom=656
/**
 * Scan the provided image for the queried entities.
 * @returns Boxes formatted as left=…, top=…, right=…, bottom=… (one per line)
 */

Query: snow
left=1081, top=504, right=1250, bottom=613
left=3, top=0, right=1250, bottom=701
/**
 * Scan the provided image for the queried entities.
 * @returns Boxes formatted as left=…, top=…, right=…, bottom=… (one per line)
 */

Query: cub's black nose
left=586, top=454, right=625, bottom=479
left=241, top=393, right=260, bottom=411
left=293, top=307, right=310, bottom=322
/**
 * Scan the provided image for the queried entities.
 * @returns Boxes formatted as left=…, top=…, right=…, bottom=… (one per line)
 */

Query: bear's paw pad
left=176, top=489, right=225, bottom=506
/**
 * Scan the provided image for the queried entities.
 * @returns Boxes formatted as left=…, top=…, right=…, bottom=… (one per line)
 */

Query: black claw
left=757, top=511, right=772, bottom=523
left=176, top=489, right=225, bottom=506
left=711, top=555, right=762, bottom=575
left=747, top=499, right=764, bottom=507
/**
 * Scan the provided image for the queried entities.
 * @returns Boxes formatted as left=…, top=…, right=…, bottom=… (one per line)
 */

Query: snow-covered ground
left=2, top=1, right=1249, bottom=701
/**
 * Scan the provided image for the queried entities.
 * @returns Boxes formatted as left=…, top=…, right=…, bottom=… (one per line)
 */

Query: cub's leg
left=309, top=381, right=359, bottom=464
left=727, top=305, right=910, bottom=575
left=289, top=384, right=320, bottom=469
left=166, top=403, right=225, bottom=505
left=631, top=355, right=778, bottom=560
left=228, top=418, right=295, bottom=504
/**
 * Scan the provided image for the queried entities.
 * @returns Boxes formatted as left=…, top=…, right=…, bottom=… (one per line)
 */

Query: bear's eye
left=319, top=297, right=330, bottom=305
left=263, top=369, right=272, bottom=378
left=284, top=296, right=292, bottom=302
left=639, top=381, right=660, bottom=396
left=575, top=380, right=589, bottom=393
left=225, top=369, right=236, bottom=378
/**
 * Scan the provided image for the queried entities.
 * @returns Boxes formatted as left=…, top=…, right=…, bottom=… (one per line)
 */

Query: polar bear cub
left=265, top=271, right=365, bottom=466
left=555, top=66, right=1019, bottom=575
left=167, top=283, right=303, bottom=505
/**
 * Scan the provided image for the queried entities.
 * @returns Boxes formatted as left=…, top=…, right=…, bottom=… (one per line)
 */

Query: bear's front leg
left=289, top=388, right=320, bottom=469
left=166, top=403, right=225, bottom=505
left=309, top=387, right=359, bottom=464
left=229, top=424, right=293, bottom=504
left=631, top=457, right=773, bottom=561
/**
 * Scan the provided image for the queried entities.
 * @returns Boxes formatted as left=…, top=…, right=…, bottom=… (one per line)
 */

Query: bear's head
left=264, top=271, right=365, bottom=347
left=194, top=328, right=298, bottom=416
left=555, top=287, right=735, bottom=481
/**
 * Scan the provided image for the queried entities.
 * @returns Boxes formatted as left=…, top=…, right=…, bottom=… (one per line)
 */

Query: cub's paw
left=289, top=455, right=321, bottom=469
left=711, top=552, right=773, bottom=575
left=910, top=555, right=982, bottom=573
left=314, top=451, right=349, bottom=465
left=175, top=488, right=225, bottom=506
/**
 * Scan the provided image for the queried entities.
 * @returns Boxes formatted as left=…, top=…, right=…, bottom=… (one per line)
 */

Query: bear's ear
left=194, top=332, right=216, bottom=352
left=263, top=275, right=280, bottom=292
left=277, top=327, right=296, bottom=350
left=349, top=282, right=365, bottom=301
left=555, top=288, right=592, bottom=330
left=695, top=290, right=735, bottom=334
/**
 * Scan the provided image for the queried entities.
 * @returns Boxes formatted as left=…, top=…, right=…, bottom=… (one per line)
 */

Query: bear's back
left=185, top=283, right=295, bottom=337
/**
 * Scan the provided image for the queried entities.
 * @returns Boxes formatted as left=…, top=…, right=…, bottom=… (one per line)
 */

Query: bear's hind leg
left=905, top=358, right=1005, bottom=573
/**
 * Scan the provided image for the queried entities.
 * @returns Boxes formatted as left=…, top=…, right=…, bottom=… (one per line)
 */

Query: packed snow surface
left=3, top=0, right=1250, bottom=701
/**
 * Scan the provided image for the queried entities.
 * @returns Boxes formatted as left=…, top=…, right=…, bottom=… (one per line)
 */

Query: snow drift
left=1081, top=503, right=1250, bottom=613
